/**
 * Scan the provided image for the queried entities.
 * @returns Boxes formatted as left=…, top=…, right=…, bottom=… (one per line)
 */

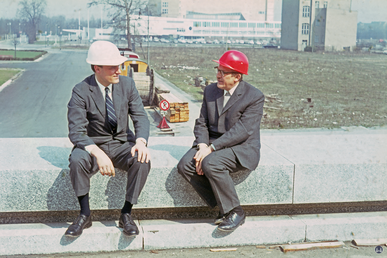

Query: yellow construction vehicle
left=119, top=48, right=155, bottom=106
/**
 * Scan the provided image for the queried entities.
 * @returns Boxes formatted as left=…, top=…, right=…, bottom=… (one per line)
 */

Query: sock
left=78, top=193, right=90, bottom=216
left=232, top=205, right=244, bottom=216
left=121, top=201, right=133, bottom=214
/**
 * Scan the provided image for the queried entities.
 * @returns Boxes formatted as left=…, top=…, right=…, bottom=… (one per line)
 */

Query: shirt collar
left=95, top=77, right=112, bottom=94
left=224, top=82, right=239, bottom=96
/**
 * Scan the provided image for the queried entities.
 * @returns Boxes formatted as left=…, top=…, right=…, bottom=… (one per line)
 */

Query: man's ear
left=234, top=73, right=241, bottom=82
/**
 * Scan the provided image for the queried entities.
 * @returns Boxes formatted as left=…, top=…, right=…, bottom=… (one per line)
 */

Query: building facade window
left=221, top=22, right=229, bottom=27
left=230, top=22, right=238, bottom=28
left=194, top=21, right=201, bottom=27
left=162, top=2, right=168, bottom=7
left=324, top=1, right=328, bottom=8
left=212, top=22, right=220, bottom=27
left=239, top=22, right=247, bottom=28
left=248, top=23, right=256, bottom=28
left=275, top=23, right=281, bottom=28
left=266, top=23, right=273, bottom=28
left=302, top=23, right=309, bottom=34
left=315, top=1, right=319, bottom=8
left=203, top=22, right=211, bottom=27
left=162, top=8, right=168, bottom=14
left=315, top=35, right=319, bottom=42
left=302, top=6, right=310, bottom=17
left=257, top=23, right=265, bottom=28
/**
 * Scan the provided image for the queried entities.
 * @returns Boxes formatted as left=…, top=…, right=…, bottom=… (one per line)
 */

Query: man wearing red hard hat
left=178, top=50, right=265, bottom=232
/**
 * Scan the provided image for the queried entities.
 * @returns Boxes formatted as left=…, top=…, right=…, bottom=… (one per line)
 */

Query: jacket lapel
left=215, top=88, right=224, bottom=117
left=220, top=81, right=244, bottom=115
left=89, top=75, right=106, bottom=117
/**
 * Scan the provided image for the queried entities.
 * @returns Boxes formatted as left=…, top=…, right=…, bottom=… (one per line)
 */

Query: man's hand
left=131, top=139, right=150, bottom=163
left=88, top=146, right=115, bottom=177
left=193, top=144, right=213, bottom=175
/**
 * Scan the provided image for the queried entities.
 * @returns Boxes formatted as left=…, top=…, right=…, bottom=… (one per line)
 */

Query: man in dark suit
left=177, top=50, right=264, bottom=232
left=66, top=41, right=150, bottom=237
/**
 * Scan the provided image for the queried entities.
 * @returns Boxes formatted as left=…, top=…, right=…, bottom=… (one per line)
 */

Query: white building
left=99, top=15, right=281, bottom=41
left=281, top=0, right=357, bottom=51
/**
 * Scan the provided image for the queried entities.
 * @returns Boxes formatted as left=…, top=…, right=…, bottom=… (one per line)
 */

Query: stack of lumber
left=158, top=93, right=189, bottom=123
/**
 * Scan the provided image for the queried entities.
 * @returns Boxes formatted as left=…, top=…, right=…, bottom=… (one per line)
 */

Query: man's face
left=94, top=65, right=121, bottom=86
left=215, top=65, right=240, bottom=91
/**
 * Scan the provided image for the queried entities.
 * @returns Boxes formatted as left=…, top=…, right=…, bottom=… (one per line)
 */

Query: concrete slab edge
left=1, top=212, right=387, bottom=256
left=0, top=69, right=24, bottom=93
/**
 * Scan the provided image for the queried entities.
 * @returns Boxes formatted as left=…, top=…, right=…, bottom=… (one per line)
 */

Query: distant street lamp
left=8, top=22, right=11, bottom=39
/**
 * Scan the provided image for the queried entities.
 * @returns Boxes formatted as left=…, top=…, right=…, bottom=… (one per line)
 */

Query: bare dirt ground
left=148, top=46, right=387, bottom=129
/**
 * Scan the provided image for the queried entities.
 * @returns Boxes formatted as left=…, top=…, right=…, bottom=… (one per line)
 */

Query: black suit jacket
left=193, top=80, right=265, bottom=171
left=67, top=74, right=149, bottom=150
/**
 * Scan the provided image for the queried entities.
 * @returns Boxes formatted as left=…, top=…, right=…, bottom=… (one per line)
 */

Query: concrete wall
left=325, top=8, right=357, bottom=51
left=280, top=0, right=300, bottom=50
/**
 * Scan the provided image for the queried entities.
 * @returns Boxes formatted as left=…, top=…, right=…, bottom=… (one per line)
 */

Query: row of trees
left=1, top=0, right=154, bottom=48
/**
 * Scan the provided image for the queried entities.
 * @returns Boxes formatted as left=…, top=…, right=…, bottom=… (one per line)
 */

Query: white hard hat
left=86, top=40, right=127, bottom=66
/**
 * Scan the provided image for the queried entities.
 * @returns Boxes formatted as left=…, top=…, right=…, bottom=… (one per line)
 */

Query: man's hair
left=91, top=65, right=103, bottom=73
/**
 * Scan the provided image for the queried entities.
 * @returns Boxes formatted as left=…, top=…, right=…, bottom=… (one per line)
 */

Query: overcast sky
left=1, top=0, right=387, bottom=23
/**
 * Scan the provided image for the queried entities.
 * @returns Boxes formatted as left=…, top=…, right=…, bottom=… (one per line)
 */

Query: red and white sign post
left=157, top=100, right=170, bottom=129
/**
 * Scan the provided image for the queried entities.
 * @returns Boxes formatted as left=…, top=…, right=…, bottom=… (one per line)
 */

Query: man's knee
left=69, top=149, right=91, bottom=168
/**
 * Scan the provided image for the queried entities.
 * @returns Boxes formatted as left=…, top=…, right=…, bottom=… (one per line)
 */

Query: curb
left=0, top=69, right=24, bottom=93
left=1, top=212, right=387, bottom=256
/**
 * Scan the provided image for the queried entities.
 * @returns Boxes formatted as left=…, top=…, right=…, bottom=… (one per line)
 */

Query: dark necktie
left=105, top=87, right=117, bottom=129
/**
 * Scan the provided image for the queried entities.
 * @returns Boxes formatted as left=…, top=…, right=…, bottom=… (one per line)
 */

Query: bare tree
left=88, top=0, right=147, bottom=50
left=17, top=0, right=46, bottom=44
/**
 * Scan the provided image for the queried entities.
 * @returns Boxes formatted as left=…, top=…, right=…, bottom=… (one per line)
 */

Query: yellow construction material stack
left=159, top=93, right=189, bottom=123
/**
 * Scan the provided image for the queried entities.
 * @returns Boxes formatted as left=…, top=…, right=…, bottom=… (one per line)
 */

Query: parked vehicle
left=263, top=43, right=279, bottom=49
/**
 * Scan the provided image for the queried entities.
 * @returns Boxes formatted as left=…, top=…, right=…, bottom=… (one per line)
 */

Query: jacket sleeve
left=212, top=91, right=265, bottom=150
left=67, top=85, right=95, bottom=149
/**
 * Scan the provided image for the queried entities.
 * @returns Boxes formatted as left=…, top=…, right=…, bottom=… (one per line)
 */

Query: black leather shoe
left=65, top=214, right=92, bottom=237
left=214, top=212, right=224, bottom=225
left=119, top=213, right=139, bottom=236
left=217, top=209, right=245, bottom=232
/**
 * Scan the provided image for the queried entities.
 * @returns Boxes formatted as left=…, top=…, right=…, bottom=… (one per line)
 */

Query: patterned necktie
left=105, top=87, right=117, bottom=129
left=223, top=91, right=231, bottom=108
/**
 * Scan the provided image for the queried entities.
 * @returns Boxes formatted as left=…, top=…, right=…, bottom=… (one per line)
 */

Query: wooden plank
left=210, top=248, right=237, bottom=252
left=353, top=239, right=387, bottom=246
left=280, top=241, right=345, bottom=253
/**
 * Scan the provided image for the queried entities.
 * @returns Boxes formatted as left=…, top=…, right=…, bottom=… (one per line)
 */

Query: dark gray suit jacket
left=193, top=80, right=265, bottom=171
left=67, top=74, right=149, bottom=150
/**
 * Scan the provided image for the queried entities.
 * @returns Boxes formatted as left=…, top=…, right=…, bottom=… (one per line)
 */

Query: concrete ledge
left=142, top=216, right=305, bottom=250
left=2, top=212, right=387, bottom=256
left=0, top=128, right=386, bottom=216
left=0, top=137, right=293, bottom=213
left=0, top=220, right=143, bottom=256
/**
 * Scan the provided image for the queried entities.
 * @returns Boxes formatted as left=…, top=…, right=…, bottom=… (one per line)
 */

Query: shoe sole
left=64, top=221, right=92, bottom=237
left=217, top=219, right=245, bottom=232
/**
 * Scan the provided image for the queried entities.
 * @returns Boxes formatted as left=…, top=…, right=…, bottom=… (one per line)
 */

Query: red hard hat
left=213, top=50, right=249, bottom=75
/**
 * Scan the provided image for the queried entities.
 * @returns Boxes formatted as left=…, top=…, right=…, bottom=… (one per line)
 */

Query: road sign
left=159, top=99, right=170, bottom=111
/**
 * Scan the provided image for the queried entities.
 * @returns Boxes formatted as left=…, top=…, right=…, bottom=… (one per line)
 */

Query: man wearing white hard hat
left=66, top=40, right=151, bottom=237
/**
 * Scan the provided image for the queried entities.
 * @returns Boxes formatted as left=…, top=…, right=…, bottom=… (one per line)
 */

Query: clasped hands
left=87, top=139, right=150, bottom=177
left=193, top=143, right=214, bottom=175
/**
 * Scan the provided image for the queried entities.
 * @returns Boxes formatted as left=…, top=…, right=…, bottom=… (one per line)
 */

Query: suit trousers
left=69, top=140, right=151, bottom=204
left=177, top=147, right=244, bottom=214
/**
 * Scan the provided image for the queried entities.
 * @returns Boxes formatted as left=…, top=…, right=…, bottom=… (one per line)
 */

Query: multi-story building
left=148, top=0, right=275, bottom=21
left=281, top=0, right=357, bottom=51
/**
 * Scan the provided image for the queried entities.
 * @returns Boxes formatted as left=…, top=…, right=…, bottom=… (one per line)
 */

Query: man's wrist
left=196, top=143, right=208, bottom=150
left=136, top=138, right=147, bottom=146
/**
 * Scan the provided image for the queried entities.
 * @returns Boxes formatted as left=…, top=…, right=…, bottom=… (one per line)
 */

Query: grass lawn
left=0, top=50, right=45, bottom=59
left=147, top=46, right=387, bottom=129
left=0, top=69, right=21, bottom=86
